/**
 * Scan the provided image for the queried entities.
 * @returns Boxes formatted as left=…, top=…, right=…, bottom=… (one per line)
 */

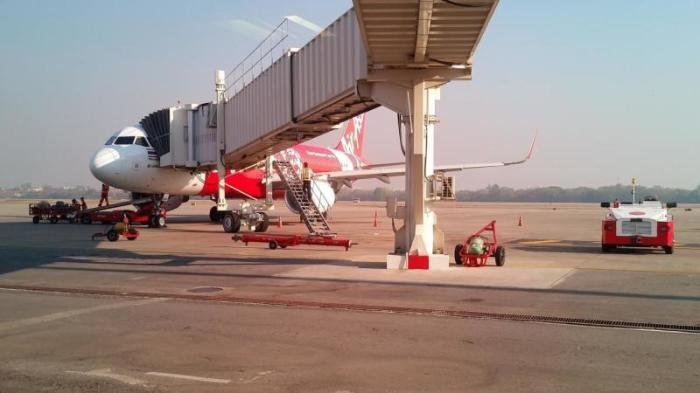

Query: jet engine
left=284, top=179, right=336, bottom=214
left=131, top=193, right=189, bottom=212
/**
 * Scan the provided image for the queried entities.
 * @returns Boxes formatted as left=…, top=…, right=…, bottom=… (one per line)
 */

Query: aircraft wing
left=317, top=132, right=536, bottom=183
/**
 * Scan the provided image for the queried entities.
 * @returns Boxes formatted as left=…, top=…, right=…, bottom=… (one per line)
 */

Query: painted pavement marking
left=146, top=371, right=231, bottom=384
left=0, top=298, right=164, bottom=334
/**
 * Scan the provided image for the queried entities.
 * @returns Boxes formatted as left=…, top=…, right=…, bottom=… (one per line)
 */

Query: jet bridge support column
left=215, top=70, right=228, bottom=213
left=377, top=81, right=448, bottom=270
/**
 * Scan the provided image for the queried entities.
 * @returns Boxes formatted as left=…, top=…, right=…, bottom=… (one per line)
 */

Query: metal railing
left=224, top=18, right=290, bottom=96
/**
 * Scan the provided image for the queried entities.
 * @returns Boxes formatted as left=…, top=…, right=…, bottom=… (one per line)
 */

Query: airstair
left=273, top=161, right=334, bottom=236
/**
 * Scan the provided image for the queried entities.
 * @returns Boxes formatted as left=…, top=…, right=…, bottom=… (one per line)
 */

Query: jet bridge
left=140, top=0, right=500, bottom=269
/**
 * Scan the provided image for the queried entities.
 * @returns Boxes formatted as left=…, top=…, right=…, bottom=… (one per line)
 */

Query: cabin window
left=135, top=137, right=150, bottom=147
left=114, top=136, right=136, bottom=145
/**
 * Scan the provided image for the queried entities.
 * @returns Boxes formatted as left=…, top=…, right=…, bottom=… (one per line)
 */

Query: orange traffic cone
left=518, top=216, right=523, bottom=227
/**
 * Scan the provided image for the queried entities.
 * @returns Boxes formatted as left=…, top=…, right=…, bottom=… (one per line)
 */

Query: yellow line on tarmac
left=519, top=239, right=562, bottom=245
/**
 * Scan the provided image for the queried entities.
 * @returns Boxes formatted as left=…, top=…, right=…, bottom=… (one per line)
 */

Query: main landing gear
left=216, top=207, right=270, bottom=233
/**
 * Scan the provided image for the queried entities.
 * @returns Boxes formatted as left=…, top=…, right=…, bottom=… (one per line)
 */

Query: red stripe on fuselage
left=198, top=144, right=361, bottom=199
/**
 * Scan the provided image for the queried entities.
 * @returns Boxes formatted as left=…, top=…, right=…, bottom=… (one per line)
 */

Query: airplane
left=90, top=113, right=535, bottom=231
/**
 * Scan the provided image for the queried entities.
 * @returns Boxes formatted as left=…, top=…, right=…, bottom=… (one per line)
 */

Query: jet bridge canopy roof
left=353, top=0, right=498, bottom=68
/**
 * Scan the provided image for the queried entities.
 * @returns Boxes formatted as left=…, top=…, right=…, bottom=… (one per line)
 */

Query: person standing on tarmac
left=80, top=197, right=88, bottom=210
left=98, top=183, right=110, bottom=206
left=301, top=162, right=313, bottom=199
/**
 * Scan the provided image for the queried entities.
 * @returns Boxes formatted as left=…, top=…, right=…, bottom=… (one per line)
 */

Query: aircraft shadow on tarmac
left=2, top=221, right=699, bottom=302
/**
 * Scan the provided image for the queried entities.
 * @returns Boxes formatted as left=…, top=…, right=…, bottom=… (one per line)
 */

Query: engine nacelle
left=131, top=193, right=189, bottom=212
left=163, top=195, right=189, bottom=211
left=284, top=180, right=336, bottom=214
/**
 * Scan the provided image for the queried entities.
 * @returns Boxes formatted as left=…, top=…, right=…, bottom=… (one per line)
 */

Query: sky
left=0, top=0, right=698, bottom=190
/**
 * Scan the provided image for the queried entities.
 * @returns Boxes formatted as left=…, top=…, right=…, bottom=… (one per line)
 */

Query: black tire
left=106, top=229, right=119, bottom=242
left=269, top=241, right=278, bottom=250
left=663, top=246, right=674, bottom=255
left=149, top=215, right=166, bottom=228
left=80, top=215, right=92, bottom=225
left=209, top=206, right=222, bottom=222
left=454, top=244, right=464, bottom=265
left=255, top=213, right=270, bottom=233
left=32, top=216, right=40, bottom=224
left=127, top=236, right=137, bottom=241
left=601, top=244, right=615, bottom=252
left=494, top=246, right=506, bottom=266
left=222, top=212, right=241, bottom=233
left=49, top=216, right=58, bottom=224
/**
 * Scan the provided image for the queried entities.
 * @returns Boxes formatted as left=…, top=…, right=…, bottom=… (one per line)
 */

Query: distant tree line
left=4, top=183, right=699, bottom=203
left=0, top=184, right=130, bottom=200
left=337, top=184, right=700, bottom=203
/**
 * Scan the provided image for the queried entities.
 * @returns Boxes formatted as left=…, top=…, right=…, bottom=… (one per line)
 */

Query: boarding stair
left=273, top=161, right=334, bottom=236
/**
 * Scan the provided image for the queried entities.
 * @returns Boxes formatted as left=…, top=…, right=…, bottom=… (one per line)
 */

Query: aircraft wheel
left=494, top=246, right=506, bottom=266
left=454, top=244, right=464, bottom=265
left=209, top=206, right=222, bottom=222
left=663, top=246, right=674, bottom=254
left=222, top=212, right=241, bottom=233
left=149, top=215, right=166, bottom=228
left=255, top=213, right=270, bottom=232
left=106, top=229, right=119, bottom=242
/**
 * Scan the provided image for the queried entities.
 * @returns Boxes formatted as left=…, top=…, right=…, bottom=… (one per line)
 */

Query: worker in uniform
left=98, top=183, right=110, bottom=206
left=80, top=197, right=88, bottom=210
left=301, top=162, right=313, bottom=199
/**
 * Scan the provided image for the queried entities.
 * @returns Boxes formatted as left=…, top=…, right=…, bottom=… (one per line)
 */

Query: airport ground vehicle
left=601, top=199, right=676, bottom=254
left=29, top=201, right=77, bottom=224
left=76, top=208, right=164, bottom=227
left=454, top=220, right=505, bottom=267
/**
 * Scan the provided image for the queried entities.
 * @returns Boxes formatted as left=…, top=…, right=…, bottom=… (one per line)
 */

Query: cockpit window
left=114, top=136, right=136, bottom=145
left=134, top=137, right=150, bottom=147
left=105, top=136, right=116, bottom=145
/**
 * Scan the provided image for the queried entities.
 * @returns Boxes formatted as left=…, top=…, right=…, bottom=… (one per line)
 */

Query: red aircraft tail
left=334, top=114, right=367, bottom=158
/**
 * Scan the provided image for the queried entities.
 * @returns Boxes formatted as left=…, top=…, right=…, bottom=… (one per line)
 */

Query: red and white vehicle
left=600, top=199, right=677, bottom=254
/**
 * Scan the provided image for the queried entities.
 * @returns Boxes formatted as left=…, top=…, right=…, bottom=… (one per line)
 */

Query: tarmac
left=0, top=199, right=698, bottom=392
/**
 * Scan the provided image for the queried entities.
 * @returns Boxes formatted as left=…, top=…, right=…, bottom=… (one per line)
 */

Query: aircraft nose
left=89, top=147, right=121, bottom=185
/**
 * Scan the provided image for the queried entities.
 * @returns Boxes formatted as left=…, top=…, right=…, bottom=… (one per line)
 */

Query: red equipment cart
left=232, top=233, right=352, bottom=251
left=91, top=226, right=140, bottom=242
left=454, top=220, right=505, bottom=267
left=77, top=209, right=156, bottom=226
